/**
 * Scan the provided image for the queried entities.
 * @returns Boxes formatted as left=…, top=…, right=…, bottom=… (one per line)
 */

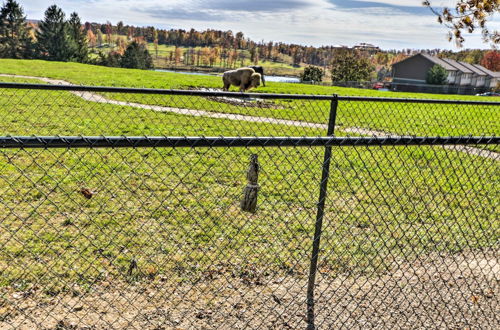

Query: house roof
left=472, top=64, right=500, bottom=78
left=440, top=58, right=473, bottom=74
left=419, top=53, right=458, bottom=71
left=459, top=61, right=487, bottom=76
left=391, top=52, right=500, bottom=79
left=354, top=43, right=379, bottom=48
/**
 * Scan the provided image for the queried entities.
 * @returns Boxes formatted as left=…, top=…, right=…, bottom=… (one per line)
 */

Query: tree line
left=0, top=0, right=152, bottom=69
left=83, top=22, right=497, bottom=70
left=85, top=22, right=346, bottom=67
left=1, top=0, right=498, bottom=82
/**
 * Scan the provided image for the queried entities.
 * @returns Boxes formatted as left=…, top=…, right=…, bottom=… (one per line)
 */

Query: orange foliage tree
left=480, top=50, right=500, bottom=71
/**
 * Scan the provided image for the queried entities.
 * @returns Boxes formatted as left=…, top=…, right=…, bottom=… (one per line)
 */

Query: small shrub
left=300, top=65, right=324, bottom=82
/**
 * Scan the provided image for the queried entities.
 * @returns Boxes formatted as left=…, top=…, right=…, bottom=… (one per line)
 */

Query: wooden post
left=240, top=154, right=259, bottom=213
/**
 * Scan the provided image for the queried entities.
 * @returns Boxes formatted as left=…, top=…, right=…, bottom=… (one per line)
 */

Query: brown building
left=391, top=53, right=499, bottom=94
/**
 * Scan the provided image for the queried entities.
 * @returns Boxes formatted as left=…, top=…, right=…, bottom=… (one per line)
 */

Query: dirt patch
left=187, top=87, right=286, bottom=109
left=313, top=249, right=499, bottom=329
left=1, top=248, right=497, bottom=329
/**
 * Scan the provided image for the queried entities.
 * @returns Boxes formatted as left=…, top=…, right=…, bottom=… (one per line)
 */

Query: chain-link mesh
left=336, top=98, right=499, bottom=138
left=0, top=83, right=498, bottom=329
left=1, top=83, right=498, bottom=138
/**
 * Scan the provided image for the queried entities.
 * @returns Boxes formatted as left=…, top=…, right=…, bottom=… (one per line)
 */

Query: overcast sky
left=17, top=0, right=500, bottom=50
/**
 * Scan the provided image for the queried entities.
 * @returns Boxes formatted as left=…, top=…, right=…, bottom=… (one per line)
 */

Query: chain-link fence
left=0, top=83, right=499, bottom=329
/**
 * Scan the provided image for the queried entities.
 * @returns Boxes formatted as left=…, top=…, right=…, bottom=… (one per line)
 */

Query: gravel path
left=1, top=74, right=498, bottom=161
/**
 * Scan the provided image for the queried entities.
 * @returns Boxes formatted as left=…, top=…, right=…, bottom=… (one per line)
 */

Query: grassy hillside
left=1, top=59, right=498, bottom=139
left=0, top=59, right=493, bottom=100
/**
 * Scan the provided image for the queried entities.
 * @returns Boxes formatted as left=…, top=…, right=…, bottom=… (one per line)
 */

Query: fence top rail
left=0, top=136, right=498, bottom=149
left=1, top=82, right=499, bottom=105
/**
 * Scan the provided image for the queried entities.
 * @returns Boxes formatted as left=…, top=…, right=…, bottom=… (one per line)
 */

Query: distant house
left=391, top=53, right=499, bottom=94
left=439, top=58, right=473, bottom=86
left=472, top=64, right=500, bottom=89
left=353, top=43, right=380, bottom=53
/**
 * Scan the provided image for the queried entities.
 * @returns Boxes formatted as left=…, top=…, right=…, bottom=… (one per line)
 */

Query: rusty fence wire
left=0, top=83, right=499, bottom=329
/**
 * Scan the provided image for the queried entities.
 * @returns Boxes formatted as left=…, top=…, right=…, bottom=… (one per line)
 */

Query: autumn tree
left=480, top=50, right=500, bottom=71
left=116, top=37, right=126, bottom=55
left=250, top=46, right=258, bottom=65
left=424, top=1, right=499, bottom=46
left=464, top=49, right=485, bottom=63
left=174, top=46, right=182, bottom=64
left=201, top=47, right=211, bottom=66
left=373, top=52, right=390, bottom=67
left=331, top=51, right=373, bottom=82
left=390, top=53, right=409, bottom=65
left=209, top=47, right=218, bottom=66
left=105, top=21, right=112, bottom=44
left=86, top=29, right=96, bottom=48
left=238, top=51, right=246, bottom=67
left=0, top=0, right=33, bottom=58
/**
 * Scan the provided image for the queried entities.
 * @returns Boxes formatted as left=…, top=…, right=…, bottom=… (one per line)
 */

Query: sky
left=17, top=0, right=500, bottom=50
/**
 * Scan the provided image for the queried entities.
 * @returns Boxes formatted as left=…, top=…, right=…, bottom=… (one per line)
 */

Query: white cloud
left=355, top=0, right=455, bottom=6
left=17, top=0, right=497, bottom=50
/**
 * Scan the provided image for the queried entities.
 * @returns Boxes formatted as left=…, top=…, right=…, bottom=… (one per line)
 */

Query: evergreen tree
left=68, top=12, right=88, bottom=62
left=426, top=65, right=448, bottom=85
left=36, top=5, right=71, bottom=61
left=0, top=0, right=33, bottom=58
left=121, top=41, right=153, bottom=69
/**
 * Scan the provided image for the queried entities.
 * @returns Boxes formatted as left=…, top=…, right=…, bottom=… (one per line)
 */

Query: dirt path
left=342, top=127, right=500, bottom=160
left=1, top=249, right=498, bottom=329
left=0, top=74, right=327, bottom=130
left=1, top=74, right=498, bottom=161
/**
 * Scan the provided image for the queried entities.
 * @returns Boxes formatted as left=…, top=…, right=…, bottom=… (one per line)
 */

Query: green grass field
left=0, top=59, right=498, bottom=297
left=1, top=144, right=497, bottom=294
left=1, top=59, right=498, bottom=138
left=0, top=59, right=494, bottom=99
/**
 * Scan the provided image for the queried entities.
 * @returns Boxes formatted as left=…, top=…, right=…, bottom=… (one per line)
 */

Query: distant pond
left=154, top=69, right=301, bottom=83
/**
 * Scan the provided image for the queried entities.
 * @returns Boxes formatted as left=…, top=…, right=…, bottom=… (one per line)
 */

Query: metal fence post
left=306, top=95, right=338, bottom=330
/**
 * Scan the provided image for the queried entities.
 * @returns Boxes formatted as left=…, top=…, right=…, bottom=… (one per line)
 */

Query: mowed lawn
left=0, top=60, right=498, bottom=295
left=1, top=140, right=497, bottom=294
left=0, top=59, right=498, bottom=138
